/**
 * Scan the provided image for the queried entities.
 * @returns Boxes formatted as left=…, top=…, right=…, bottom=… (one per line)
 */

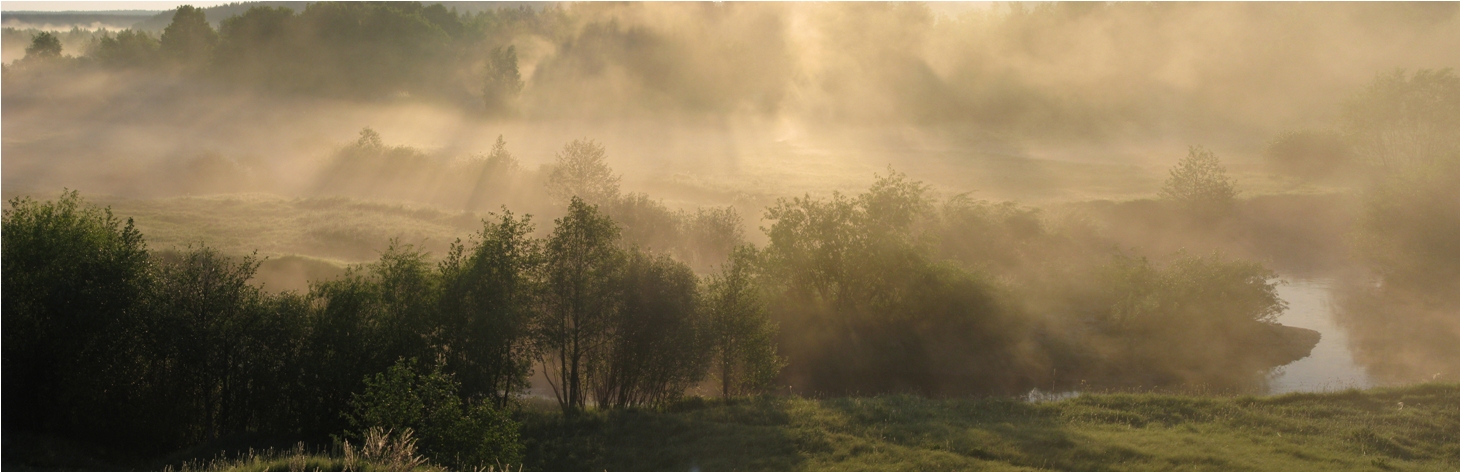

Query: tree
left=591, top=249, right=707, bottom=408
left=212, top=6, right=297, bottom=87
left=143, top=246, right=266, bottom=443
left=1158, top=146, right=1237, bottom=217
left=464, top=135, right=520, bottom=212
left=1090, top=252, right=1290, bottom=388
left=704, top=246, right=784, bottom=398
left=545, top=139, right=621, bottom=205
left=2, top=191, right=151, bottom=441
left=1342, top=68, right=1460, bottom=174
left=161, top=5, right=219, bottom=66
left=537, top=197, right=623, bottom=414
left=681, top=206, right=746, bottom=272
left=24, top=32, right=62, bottom=60
left=91, top=30, right=162, bottom=68
left=300, top=242, right=438, bottom=435
left=483, top=45, right=524, bottom=113
left=437, top=211, right=541, bottom=408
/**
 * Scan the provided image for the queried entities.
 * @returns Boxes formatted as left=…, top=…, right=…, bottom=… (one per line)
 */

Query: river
left=1266, top=278, right=1373, bottom=394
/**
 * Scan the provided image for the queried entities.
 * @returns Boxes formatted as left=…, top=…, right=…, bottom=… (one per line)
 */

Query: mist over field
left=4, top=2, right=1459, bottom=470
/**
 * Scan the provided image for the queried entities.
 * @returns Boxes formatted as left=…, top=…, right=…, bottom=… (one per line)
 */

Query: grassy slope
left=93, top=194, right=484, bottom=263
left=521, top=383, right=1460, bottom=472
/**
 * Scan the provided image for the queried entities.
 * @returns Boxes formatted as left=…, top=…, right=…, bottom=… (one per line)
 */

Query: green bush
left=347, top=359, right=523, bottom=469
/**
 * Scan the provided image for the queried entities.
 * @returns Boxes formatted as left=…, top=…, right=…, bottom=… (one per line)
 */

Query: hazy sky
left=5, top=1, right=237, bottom=11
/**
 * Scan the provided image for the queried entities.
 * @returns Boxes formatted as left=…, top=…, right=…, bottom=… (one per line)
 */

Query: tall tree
left=144, top=246, right=265, bottom=443
left=24, top=32, right=62, bottom=60
left=591, top=249, right=707, bottom=408
left=483, top=45, right=524, bottom=114
left=437, top=211, right=541, bottom=408
left=1159, top=146, right=1238, bottom=218
left=161, top=5, right=219, bottom=66
left=704, top=246, right=784, bottom=398
left=537, top=197, right=622, bottom=414
left=546, top=139, right=621, bottom=205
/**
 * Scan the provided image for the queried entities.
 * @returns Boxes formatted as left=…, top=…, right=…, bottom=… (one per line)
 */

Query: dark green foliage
left=301, top=242, right=441, bottom=434
left=705, top=246, right=786, bottom=398
left=83, top=2, right=486, bottom=98
left=761, top=170, right=1037, bottom=396
left=211, top=7, right=298, bottom=87
left=1072, top=253, right=1289, bottom=388
left=2, top=191, right=151, bottom=445
left=161, top=5, right=219, bottom=66
left=347, top=359, right=523, bottom=468
left=91, top=30, right=162, bottom=68
left=143, top=246, right=270, bottom=444
left=538, top=197, right=624, bottom=414
left=292, top=2, right=454, bottom=98
left=591, top=249, right=708, bottom=408
left=25, top=31, right=63, bottom=60
left=437, top=211, right=541, bottom=408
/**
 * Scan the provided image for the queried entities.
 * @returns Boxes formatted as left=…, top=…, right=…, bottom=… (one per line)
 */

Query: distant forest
left=6, top=2, right=1456, bottom=139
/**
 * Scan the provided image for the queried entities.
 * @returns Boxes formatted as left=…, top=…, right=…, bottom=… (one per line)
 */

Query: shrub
left=1159, top=146, right=1238, bottom=218
left=347, top=359, right=523, bottom=469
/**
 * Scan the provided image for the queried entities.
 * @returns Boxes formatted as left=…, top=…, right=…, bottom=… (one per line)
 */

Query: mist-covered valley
left=4, top=2, right=1459, bottom=470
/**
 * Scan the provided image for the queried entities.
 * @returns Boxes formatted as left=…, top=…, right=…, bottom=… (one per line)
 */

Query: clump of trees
left=2, top=189, right=784, bottom=462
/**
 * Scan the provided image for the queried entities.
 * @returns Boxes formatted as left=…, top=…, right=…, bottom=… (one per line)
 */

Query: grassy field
left=9, top=384, right=1452, bottom=471
left=515, top=383, right=1460, bottom=472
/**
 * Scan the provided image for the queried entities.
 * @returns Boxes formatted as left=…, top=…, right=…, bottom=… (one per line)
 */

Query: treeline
left=7, top=3, right=538, bottom=105
left=2, top=190, right=780, bottom=466
left=9, top=3, right=1456, bottom=136
left=313, top=129, right=748, bottom=273
left=5, top=147, right=1306, bottom=464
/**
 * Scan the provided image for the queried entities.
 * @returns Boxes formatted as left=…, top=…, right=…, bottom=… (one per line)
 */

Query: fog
left=4, top=2, right=1458, bottom=397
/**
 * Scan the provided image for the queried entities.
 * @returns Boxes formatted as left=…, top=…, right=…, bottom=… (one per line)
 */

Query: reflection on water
left=1267, top=278, right=1373, bottom=394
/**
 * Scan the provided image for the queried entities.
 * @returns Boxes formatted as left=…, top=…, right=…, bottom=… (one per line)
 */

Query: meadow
left=21, top=383, right=1449, bottom=472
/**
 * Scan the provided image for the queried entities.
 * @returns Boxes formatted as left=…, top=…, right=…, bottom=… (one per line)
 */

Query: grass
left=91, top=194, right=485, bottom=263
left=519, top=383, right=1460, bottom=471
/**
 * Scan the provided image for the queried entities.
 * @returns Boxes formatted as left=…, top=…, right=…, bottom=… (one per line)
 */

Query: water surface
left=1267, top=278, right=1372, bottom=394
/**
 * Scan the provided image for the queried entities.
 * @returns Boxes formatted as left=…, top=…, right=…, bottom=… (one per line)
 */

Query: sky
left=2, top=1, right=234, bottom=11
left=0, top=1, right=994, bottom=14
